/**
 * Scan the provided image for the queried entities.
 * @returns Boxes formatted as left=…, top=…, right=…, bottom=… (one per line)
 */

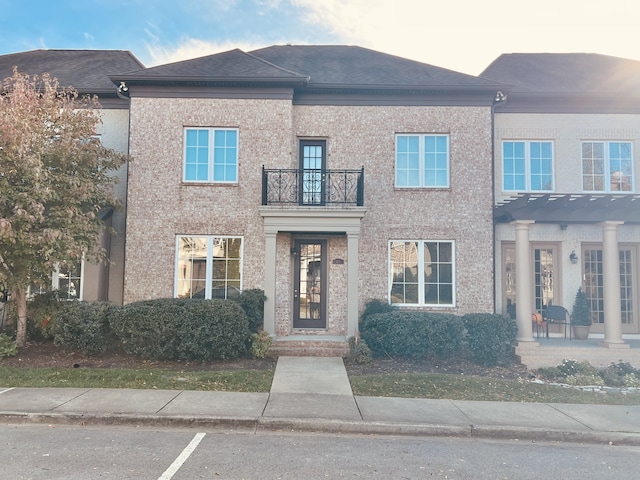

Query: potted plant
left=571, top=287, right=592, bottom=340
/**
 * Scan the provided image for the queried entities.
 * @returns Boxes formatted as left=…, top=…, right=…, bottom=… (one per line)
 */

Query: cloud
left=145, top=38, right=270, bottom=66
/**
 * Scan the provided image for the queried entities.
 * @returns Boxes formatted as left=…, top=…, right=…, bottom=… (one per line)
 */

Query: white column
left=515, top=220, right=536, bottom=343
left=601, top=221, right=627, bottom=347
left=347, top=232, right=360, bottom=337
left=263, top=231, right=277, bottom=335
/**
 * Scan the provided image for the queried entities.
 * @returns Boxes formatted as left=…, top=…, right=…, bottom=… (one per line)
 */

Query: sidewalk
left=1, top=356, right=640, bottom=446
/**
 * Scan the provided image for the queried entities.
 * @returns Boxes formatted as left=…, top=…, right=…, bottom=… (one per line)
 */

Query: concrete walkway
left=1, top=356, right=640, bottom=446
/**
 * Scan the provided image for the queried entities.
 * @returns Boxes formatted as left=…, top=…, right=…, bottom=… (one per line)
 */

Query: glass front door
left=293, top=240, right=326, bottom=329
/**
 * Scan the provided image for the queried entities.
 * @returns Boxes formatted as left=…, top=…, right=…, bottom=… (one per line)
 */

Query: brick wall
left=124, top=98, right=495, bottom=323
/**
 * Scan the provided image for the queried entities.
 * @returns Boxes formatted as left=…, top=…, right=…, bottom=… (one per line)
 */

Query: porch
left=516, top=335, right=640, bottom=369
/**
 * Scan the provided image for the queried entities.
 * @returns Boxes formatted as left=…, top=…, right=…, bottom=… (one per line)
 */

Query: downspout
left=117, top=82, right=131, bottom=305
left=491, top=91, right=507, bottom=314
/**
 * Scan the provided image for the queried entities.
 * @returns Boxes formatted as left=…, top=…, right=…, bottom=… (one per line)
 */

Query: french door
left=583, top=246, right=637, bottom=333
left=293, top=240, right=327, bottom=329
left=299, top=140, right=326, bottom=205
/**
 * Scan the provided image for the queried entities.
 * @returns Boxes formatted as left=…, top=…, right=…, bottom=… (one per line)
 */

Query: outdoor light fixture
left=569, top=250, right=579, bottom=264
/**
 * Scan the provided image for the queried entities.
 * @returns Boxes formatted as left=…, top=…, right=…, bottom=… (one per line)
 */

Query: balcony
left=262, top=167, right=364, bottom=206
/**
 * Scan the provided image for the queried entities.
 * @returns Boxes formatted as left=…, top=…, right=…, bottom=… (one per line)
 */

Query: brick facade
left=124, top=96, right=495, bottom=338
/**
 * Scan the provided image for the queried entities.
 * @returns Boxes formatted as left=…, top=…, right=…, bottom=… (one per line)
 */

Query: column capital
left=601, top=220, right=624, bottom=229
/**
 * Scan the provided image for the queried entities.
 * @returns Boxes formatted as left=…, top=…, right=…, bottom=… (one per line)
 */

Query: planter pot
left=572, top=325, right=591, bottom=340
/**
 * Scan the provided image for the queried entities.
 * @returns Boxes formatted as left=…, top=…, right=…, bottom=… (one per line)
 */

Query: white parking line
left=158, top=432, right=206, bottom=480
left=0, top=388, right=15, bottom=395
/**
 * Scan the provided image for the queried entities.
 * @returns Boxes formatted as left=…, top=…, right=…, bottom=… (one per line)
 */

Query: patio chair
left=542, top=305, right=572, bottom=340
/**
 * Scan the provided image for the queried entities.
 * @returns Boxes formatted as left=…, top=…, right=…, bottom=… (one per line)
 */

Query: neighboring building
left=113, top=45, right=504, bottom=354
left=0, top=49, right=144, bottom=304
left=481, top=53, right=640, bottom=351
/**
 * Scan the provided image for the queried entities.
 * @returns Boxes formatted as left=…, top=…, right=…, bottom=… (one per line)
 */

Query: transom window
left=389, top=240, right=455, bottom=306
left=175, top=236, right=243, bottom=300
left=396, top=134, right=449, bottom=188
left=582, top=141, right=633, bottom=192
left=184, top=128, right=238, bottom=183
left=503, top=141, right=554, bottom=191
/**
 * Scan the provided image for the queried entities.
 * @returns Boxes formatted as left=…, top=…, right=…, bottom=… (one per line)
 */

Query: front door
left=299, top=140, right=326, bottom=205
left=293, top=240, right=327, bottom=329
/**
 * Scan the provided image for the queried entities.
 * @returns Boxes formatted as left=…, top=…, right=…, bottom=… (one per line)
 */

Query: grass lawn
left=349, top=372, right=640, bottom=405
left=0, top=367, right=275, bottom=392
left=1, top=365, right=640, bottom=404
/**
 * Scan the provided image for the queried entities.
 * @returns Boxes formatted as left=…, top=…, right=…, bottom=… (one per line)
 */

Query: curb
left=3, top=411, right=640, bottom=446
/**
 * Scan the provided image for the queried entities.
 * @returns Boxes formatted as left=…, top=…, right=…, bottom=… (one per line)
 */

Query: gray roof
left=480, top=53, right=640, bottom=94
left=0, top=49, right=144, bottom=94
left=115, top=45, right=501, bottom=91
left=118, top=48, right=308, bottom=84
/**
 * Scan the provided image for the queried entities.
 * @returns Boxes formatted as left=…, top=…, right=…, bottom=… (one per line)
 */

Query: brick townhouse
left=112, top=46, right=503, bottom=354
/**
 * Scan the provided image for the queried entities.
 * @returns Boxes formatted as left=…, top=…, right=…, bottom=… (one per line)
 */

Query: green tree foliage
left=0, top=69, right=126, bottom=346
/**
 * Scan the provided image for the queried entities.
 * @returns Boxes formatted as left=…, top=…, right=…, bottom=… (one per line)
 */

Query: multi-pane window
left=503, top=141, right=553, bottom=191
left=396, top=134, right=449, bottom=188
left=54, top=263, right=82, bottom=300
left=582, top=141, right=633, bottom=192
left=389, top=240, right=455, bottom=306
left=184, top=128, right=238, bottom=183
left=175, top=236, right=242, bottom=300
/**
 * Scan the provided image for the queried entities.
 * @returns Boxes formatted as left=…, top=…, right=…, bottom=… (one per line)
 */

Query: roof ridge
left=242, top=50, right=310, bottom=80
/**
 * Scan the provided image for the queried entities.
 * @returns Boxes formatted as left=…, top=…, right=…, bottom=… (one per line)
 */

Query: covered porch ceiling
left=494, top=194, right=640, bottom=224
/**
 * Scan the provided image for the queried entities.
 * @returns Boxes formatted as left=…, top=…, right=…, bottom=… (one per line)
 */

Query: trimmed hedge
left=462, top=313, right=517, bottom=366
left=109, top=298, right=250, bottom=360
left=233, top=289, right=266, bottom=333
left=360, top=311, right=464, bottom=358
left=54, top=301, right=114, bottom=356
left=359, top=301, right=517, bottom=366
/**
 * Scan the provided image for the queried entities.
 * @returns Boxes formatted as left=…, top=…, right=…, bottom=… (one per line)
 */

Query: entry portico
left=260, top=207, right=366, bottom=349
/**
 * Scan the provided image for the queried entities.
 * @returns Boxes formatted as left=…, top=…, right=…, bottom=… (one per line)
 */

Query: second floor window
left=396, top=134, right=449, bottom=188
left=503, top=141, right=553, bottom=192
left=184, top=128, right=238, bottom=183
left=582, top=141, right=633, bottom=192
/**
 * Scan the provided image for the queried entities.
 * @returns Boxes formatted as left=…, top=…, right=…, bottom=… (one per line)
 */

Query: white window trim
left=174, top=235, right=244, bottom=299
left=52, top=260, right=84, bottom=301
left=388, top=240, right=456, bottom=307
left=502, top=140, right=554, bottom=192
left=581, top=140, right=634, bottom=193
left=183, top=127, right=239, bottom=184
left=395, top=134, right=450, bottom=188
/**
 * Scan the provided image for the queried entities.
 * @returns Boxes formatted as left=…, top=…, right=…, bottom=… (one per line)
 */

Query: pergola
left=494, top=193, right=640, bottom=225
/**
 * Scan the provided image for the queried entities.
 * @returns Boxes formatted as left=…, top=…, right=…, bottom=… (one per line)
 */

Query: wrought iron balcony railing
left=262, top=166, right=364, bottom=206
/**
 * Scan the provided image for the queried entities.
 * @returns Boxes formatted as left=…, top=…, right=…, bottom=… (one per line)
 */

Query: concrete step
left=269, top=336, right=349, bottom=357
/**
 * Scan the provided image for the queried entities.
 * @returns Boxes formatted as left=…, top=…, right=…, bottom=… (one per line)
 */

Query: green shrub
left=360, top=311, right=463, bottom=358
left=0, top=333, right=17, bottom=359
left=599, top=361, right=640, bottom=387
left=250, top=330, right=272, bottom=359
left=234, top=289, right=266, bottom=333
left=27, top=291, right=64, bottom=341
left=53, top=301, right=114, bottom=356
left=348, top=336, right=372, bottom=364
left=462, top=313, right=517, bottom=366
left=110, top=298, right=251, bottom=361
left=109, top=298, right=184, bottom=360
left=360, top=299, right=395, bottom=323
left=177, top=300, right=250, bottom=360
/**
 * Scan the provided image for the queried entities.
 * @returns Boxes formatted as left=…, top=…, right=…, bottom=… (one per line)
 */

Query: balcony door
left=299, top=140, right=326, bottom=205
left=293, top=240, right=327, bottom=329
